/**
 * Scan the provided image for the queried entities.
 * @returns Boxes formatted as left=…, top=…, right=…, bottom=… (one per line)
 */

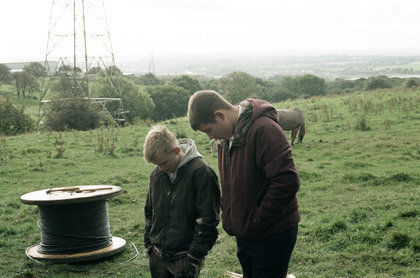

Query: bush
left=134, top=73, right=163, bottom=86
left=270, top=75, right=326, bottom=99
left=0, top=97, right=33, bottom=135
left=364, top=76, right=392, bottom=91
left=293, top=74, right=326, bottom=97
left=146, top=85, right=190, bottom=121
left=95, top=76, right=154, bottom=122
left=269, top=82, right=297, bottom=102
left=169, top=75, right=203, bottom=95
left=44, top=96, right=101, bottom=131
left=0, top=63, right=11, bottom=85
left=405, top=78, right=419, bottom=88
left=11, top=72, right=39, bottom=98
left=326, top=78, right=356, bottom=95
left=218, top=71, right=261, bottom=103
left=23, top=62, right=47, bottom=78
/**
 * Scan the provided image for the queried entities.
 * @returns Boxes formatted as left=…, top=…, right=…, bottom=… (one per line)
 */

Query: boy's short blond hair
left=188, top=90, right=232, bottom=130
left=143, top=125, right=178, bottom=163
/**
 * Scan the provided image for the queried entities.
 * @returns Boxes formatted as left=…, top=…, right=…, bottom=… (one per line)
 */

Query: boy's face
left=152, top=148, right=180, bottom=172
left=197, top=112, right=233, bottom=140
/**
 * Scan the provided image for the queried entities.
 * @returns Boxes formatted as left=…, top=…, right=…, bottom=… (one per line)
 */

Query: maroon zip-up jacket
left=217, top=99, right=300, bottom=239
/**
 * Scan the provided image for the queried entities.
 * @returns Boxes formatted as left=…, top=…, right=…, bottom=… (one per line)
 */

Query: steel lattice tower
left=39, top=0, right=127, bottom=126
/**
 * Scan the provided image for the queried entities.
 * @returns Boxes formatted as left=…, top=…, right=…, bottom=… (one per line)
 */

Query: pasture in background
left=0, top=88, right=419, bottom=277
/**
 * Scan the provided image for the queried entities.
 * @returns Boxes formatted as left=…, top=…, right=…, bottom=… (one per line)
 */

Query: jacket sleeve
left=188, top=166, right=221, bottom=259
left=252, top=121, right=300, bottom=230
left=144, top=178, right=153, bottom=249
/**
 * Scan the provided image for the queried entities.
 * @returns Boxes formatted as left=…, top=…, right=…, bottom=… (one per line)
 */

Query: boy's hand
left=185, top=253, right=201, bottom=267
left=168, top=255, right=200, bottom=277
left=145, top=245, right=153, bottom=256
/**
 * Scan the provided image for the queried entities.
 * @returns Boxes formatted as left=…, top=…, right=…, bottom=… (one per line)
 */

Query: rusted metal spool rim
left=21, top=185, right=126, bottom=262
left=21, top=185, right=122, bottom=205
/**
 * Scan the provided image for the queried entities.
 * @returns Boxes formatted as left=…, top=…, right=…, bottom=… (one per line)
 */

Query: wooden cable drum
left=21, top=185, right=126, bottom=263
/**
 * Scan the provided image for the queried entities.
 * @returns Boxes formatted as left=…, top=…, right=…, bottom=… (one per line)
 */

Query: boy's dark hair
left=188, top=90, right=232, bottom=130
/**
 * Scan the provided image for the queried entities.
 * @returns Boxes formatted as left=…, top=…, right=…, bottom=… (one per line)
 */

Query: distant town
left=115, top=53, right=420, bottom=80
left=4, top=53, right=420, bottom=80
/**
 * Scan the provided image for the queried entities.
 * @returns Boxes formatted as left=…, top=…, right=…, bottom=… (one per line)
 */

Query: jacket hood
left=166, top=138, right=203, bottom=182
left=247, top=99, right=278, bottom=123
left=177, top=138, right=203, bottom=169
left=231, top=99, right=279, bottom=147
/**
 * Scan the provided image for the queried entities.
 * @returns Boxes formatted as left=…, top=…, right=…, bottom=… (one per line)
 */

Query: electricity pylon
left=148, top=53, right=156, bottom=74
left=38, top=0, right=127, bottom=127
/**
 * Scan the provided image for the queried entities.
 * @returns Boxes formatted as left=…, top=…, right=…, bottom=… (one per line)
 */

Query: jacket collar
left=220, top=99, right=279, bottom=149
left=219, top=100, right=253, bottom=148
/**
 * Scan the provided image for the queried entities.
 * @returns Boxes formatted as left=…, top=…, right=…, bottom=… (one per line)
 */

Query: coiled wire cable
left=25, top=197, right=139, bottom=270
left=37, top=200, right=112, bottom=254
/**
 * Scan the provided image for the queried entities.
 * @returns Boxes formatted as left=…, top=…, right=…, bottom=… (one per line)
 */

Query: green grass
left=1, top=88, right=419, bottom=277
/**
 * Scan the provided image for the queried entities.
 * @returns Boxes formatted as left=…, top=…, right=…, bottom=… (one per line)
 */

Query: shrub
left=326, top=78, right=355, bottom=95
left=272, top=74, right=326, bottom=99
left=169, top=75, right=203, bottom=95
left=44, top=96, right=101, bottom=131
left=94, top=76, right=154, bottom=122
left=0, top=97, right=33, bottom=135
left=134, top=73, right=163, bottom=86
left=293, top=74, right=326, bottom=97
left=23, top=62, right=47, bottom=78
left=218, top=71, right=261, bottom=103
left=146, top=85, right=190, bottom=121
left=11, top=72, right=39, bottom=98
left=405, top=78, right=419, bottom=88
left=0, top=63, right=11, bottom=84
left=364, top=76, right=392, bottom=91
left=88, top=66, right=103, bottom=75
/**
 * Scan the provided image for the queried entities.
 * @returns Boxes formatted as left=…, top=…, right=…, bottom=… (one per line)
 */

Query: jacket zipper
left=162, top=176, right=173, bottom=251
left=225, top=144, right=236, bottom=235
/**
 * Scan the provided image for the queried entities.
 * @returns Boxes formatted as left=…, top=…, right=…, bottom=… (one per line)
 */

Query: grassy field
left=1, top=88, right=419, bottom=277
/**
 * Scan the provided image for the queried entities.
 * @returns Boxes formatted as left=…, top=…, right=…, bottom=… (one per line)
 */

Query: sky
left=1, top=0, right=420, bottom=63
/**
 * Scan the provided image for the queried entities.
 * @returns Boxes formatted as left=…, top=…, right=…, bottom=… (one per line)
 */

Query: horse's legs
left=298, top=124, right=306, bottom=143
left=291, top=129, right=297, bottom=145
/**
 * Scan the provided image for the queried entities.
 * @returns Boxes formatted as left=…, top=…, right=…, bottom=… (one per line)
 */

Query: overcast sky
left=1, top=0, right=420, bottom=62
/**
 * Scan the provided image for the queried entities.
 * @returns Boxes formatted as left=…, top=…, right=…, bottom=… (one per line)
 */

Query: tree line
left=1, top=61, right=419, bottom=134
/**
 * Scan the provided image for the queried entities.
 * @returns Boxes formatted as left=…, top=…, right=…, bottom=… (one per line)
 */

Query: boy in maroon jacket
left=188, top=90, right=300, bottom=278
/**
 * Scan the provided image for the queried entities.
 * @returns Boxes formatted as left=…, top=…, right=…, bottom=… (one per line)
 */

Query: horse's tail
left=298, top=122, right=306, bottom=143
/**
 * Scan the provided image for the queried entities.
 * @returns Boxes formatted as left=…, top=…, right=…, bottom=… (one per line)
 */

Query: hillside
left=0, top=88, right=419, bottom=277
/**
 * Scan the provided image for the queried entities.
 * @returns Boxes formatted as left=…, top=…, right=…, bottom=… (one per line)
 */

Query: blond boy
left=143, top=125, right=221, bottom=278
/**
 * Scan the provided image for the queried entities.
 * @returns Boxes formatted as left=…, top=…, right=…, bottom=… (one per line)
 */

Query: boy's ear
left=214, top=110, right=225, bottom=121
left=173, top=146, right=181, bottom=155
